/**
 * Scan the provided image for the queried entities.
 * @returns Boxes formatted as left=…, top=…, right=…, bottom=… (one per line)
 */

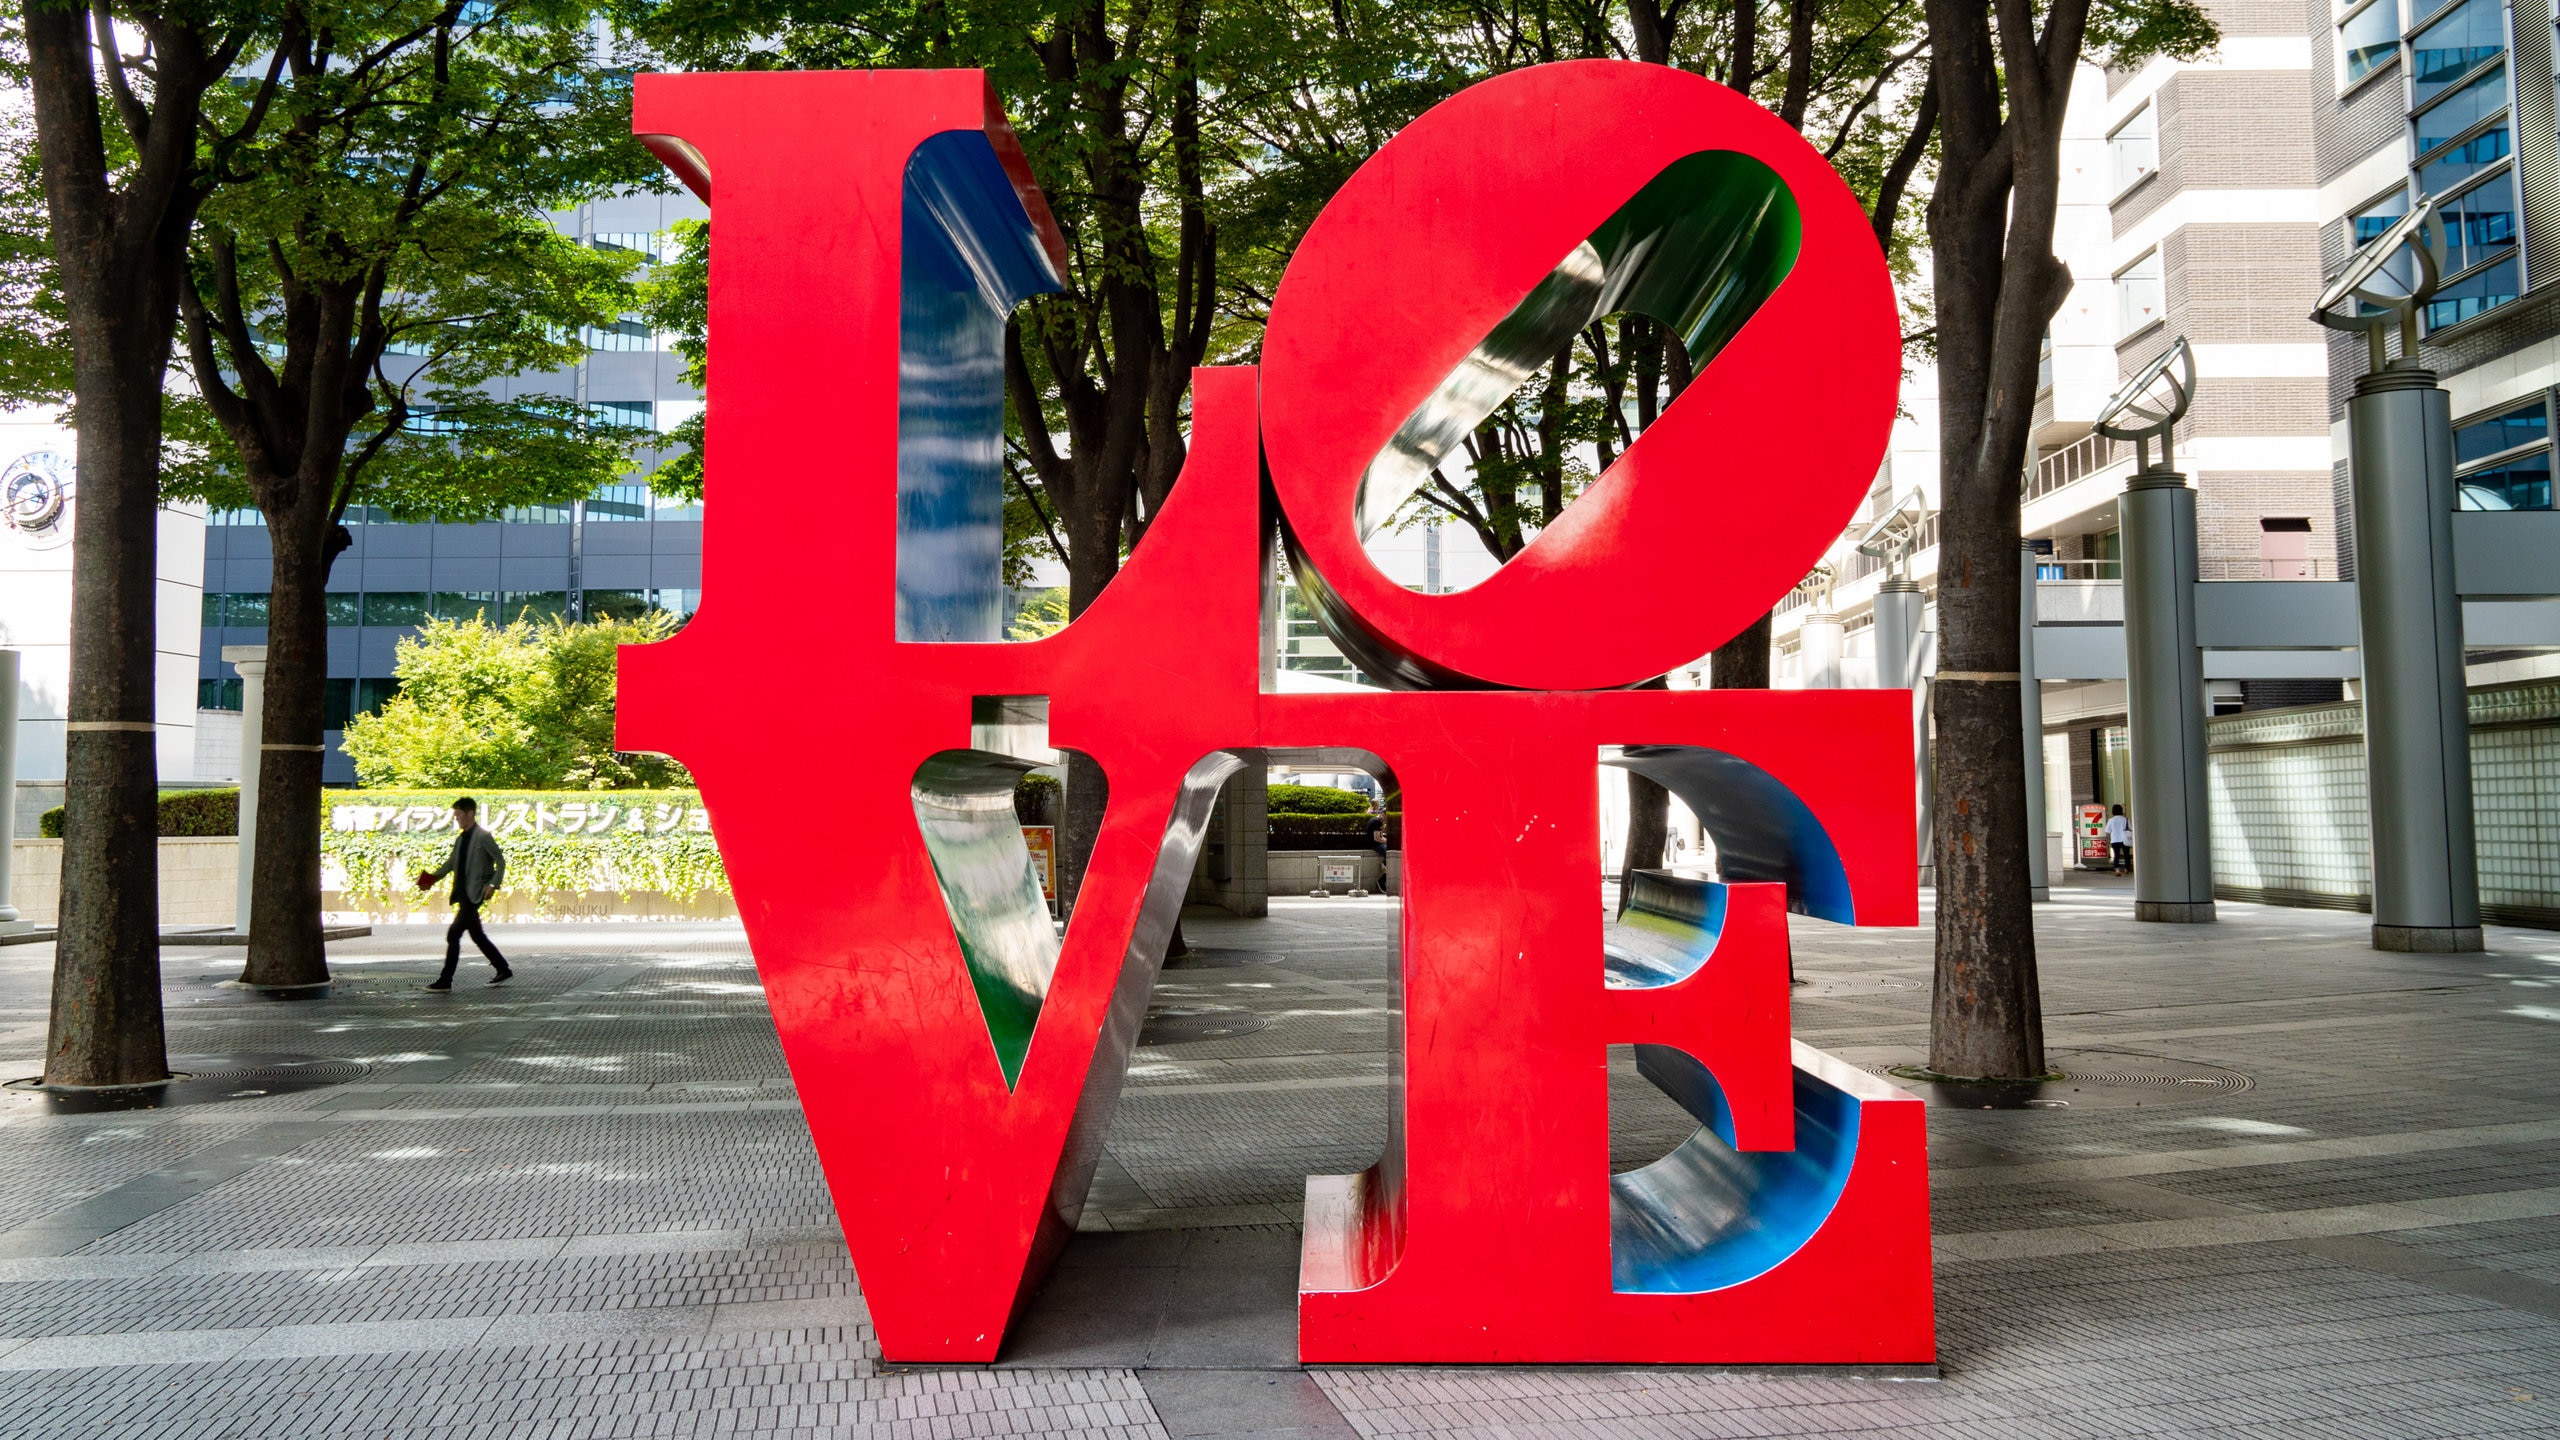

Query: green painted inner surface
left=912, top=751, right=1059, bottom=1088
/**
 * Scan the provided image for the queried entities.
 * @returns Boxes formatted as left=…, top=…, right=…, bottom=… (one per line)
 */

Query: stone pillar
left=2348, top=368, right=2481, bottom=952
left=0, top=649, right=23, bottom=932
left=1873, top=582, right=1929, bottom=883
left=2120, top=471, right=2215, bottom=922
left=1798, top=609, right=1843, bottom=689
left=222, top=645, right=268, bottom=936
left=2019, top=548, right=2050, bottom=901
left=1201, top=754, right=1269, bottom=918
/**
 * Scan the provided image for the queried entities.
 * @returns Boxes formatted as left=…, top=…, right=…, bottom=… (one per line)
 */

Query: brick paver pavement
left=0, top=879, right=2551, bottom=1437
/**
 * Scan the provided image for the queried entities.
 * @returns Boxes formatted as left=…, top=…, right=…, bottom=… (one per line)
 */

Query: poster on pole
left=1022, top=826, right=1056, bottom=901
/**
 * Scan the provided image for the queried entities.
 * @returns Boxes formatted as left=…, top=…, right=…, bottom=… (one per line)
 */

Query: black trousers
left=440, top=900, right=510, bottom=982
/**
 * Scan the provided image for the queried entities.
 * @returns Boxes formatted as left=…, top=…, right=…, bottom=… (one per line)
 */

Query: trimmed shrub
left=1270, top=811, right=1400, bottom=850
left=40, top=788, right=238, bottom=839
left=1267, top=783, right=1371, bottom=815
left=1014, top=772, right=1061, bottom=826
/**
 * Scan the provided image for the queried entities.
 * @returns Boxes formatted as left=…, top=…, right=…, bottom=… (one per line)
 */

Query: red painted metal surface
left=620, top=61, right=1929, bottom=1369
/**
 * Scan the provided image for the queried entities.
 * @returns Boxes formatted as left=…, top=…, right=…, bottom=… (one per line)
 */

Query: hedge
left=1270, top=811, right=1400, bottom=850
left=1267, top=783, right=1371, bottom=816
left=321, top=789, right=727, bottom=909
left=39, top=788, right=237, bottom=839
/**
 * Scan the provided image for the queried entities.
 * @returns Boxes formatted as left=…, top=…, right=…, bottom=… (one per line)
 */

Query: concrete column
left=0, top=649, right=23, bottom=932
left=2120, top=472, right=2215, bottom=922
left=1873, top=582, right=1929, bottom=882
left=222, top=645, right=268, bottom=936
left=1799, top=610, right=1843, bottom=689
left=2019, top=547, right=2050, bottom=902
left=2348, top=368, right=2481, bottom=952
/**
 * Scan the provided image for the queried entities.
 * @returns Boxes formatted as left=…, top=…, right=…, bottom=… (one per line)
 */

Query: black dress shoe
left=425, top=981, right=452, bottom=991
left=488, top=971, right=513, bottom=985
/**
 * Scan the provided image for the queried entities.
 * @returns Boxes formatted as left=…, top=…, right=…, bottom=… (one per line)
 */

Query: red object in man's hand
left=414, top=871, right=435, bottom=892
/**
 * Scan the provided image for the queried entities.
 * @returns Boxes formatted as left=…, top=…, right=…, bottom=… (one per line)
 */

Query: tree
left=18, top=0, right=271, bottom=1086
left=339, top=613, right=691, bottom=788
left=167, top=0, right=661, bottom=991
left=635, top=0, right=1446, bottom=912
left=1921, top=0, right=2211, bottom=1078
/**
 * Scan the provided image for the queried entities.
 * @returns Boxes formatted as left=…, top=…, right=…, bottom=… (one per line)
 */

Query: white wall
left=0, top=408, right=205, bottom=782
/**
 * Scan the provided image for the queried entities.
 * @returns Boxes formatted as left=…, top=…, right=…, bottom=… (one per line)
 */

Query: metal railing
left=2200, top=557, right=2334, bottom=580
left=2028, top=431, right=2122, bottom=501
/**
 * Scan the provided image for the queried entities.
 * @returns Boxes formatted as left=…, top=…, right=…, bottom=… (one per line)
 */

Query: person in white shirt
left=2105, top=805, right=2132, bottom=875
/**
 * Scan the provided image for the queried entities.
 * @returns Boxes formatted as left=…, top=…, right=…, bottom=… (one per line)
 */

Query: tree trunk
left=1055, top=527, right=1123, bottom=913
left=1709, top=615, right=1772, bottom=689
left=23, top=4, right=229, bottom=1086
left=239, top=512, right=349, bottom=987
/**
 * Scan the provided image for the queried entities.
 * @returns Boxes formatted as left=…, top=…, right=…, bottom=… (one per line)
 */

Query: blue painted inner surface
left=897, top=131, right=1062, bottom=644
left=1613, top=746, right=1856, bottom=923
left=1602, top=873, right=1728, bottom=988
left=1610, top=1047, right=1860, bottom=1293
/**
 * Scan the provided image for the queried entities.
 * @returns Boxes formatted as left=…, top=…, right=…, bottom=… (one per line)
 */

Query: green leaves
left=338, top=612, right=692, bottom=790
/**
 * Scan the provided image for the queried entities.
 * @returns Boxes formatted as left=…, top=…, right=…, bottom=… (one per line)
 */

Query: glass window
left=652, top=588, right=701, bottom=617
left=360, top=591, right=430, bottom=627
left=404, top=407, right=464, bottom=434
left=582, top=318, right=656, bottom=352
left=2340, top=0, right=2402, bottom=82
left=589, top=399, right=654, bottom=428
left=201, top=592, right=225, bottom=627
left=586, top=484, right=650, bottom=521
left=197, top=677, right=241, bottom=711
left=2415, top=64, right=2508, bottom=154
left=2424, top=253, right=2519, bottom=329
left=2440, top=174, right=2519, bottom=275
left=325, top=592, right=361, bottom=626
left=323, top=677, right=355, bottom=730
left=504, top=591, right=570, bottom=623
left=226, top=592, right=270, bottom=627
left=581, top=588, right=655, bottom=621
left=2110, top=106, right=2157, bottom=192
left=2351, top=189, right=2410, bottom=248
left=432, top=590, right=499, bottom=622
left=2456, top=400, right=2547, bottom=462
left=2460, top=449, right=2552, bottom=508
left=502, top=502, right=574, bottom=523
left=593, top=231, right=660, bottom=261
left=2410, top=0, right=2504, bottom=105
left=2419, top=123, right=2510, bottom=191
left=2116, top=251, right=2164, bottom=335
left=356, top=677, right=403, bottom=715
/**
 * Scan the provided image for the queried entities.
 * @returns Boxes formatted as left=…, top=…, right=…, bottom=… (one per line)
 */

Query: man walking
left=418, top=797, right=513, bottom=989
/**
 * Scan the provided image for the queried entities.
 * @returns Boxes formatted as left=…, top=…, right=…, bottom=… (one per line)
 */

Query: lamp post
left=1855, top=492, right=1932, bottom=882
left=2311, top=198, right=2481, bottom=953
left=0, top=649, right=24, bottom=934
left=220, top=645, right=267, bottom=936
left=2095, top=337, right=2214, bottom=922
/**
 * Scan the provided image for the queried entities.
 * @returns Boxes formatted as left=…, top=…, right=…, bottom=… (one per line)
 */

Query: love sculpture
left=618, top=61, right=1933, bottom=1365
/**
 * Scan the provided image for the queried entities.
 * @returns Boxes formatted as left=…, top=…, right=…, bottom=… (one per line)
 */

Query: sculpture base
left=2373, top=924, right=2482, bottom=953
left=2135, top=901, right=2216, bottom=923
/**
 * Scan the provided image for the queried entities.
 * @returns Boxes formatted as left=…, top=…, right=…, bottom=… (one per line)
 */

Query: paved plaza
left=0, top=883, right=2552, bottom=1438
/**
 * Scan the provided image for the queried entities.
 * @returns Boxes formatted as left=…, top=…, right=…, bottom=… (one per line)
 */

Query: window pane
left=361, top=591, right=430, bottom=627
left=2341, top=0, right=2401, bottom=81
left=201, top=592, right=224, bottom=627
left=2440, top=174, right=2519, bottom=274
left=325, top=592, right=361, bottom=626
left=2415, top=64, right=2507, bottom=154
left=2419, top=124, right=2509, bottom=191
left=2410, top=0, right=2503, bottom=105
left=589, top=399, right=653, bottom=428
left=2424, top=253, right=2518, bottom=329
left=2116, top=253, right=2163, bottom=335
left=2455, top=400, right=2546, bottom=463
left=504, top=591, right=569, bottom=623
left=433, top=590, right=499, bottom=622
left=2459, top=449, right=2552, bottom=509
left=196, top=678, right=231, bottom=710
left=227, top=592, right=270, bottom=627
left=586, top=484, right=650, bottom=521
left=582, top=318, right=655, bottom=352
left=356, top=678, right=403, bottom=715
left=2110, top=107, right=2157, bottom=191
left=502, top=502, right=574, bottom=523
left=2351, top=189, right=2409, bottom=248
left=653, top=588, right=701, bottom=617
left=582, top=588, right=654, bottom=621
left=323, top=677, right=356, bottom=730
